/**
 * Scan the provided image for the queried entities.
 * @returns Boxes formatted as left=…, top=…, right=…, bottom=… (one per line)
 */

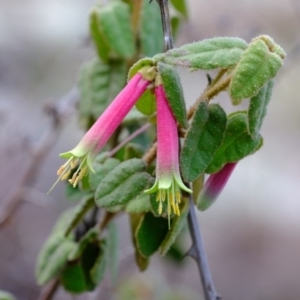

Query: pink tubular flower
left=198, top=162, right=238, bottom=211
left=49, top=67, right=156, bottom=192
left=144, top=79, right=192, bottom=221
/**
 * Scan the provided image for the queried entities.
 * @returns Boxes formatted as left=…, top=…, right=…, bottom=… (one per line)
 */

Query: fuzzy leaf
left=89, top=6, right=111, bottom=61
left=229, top=38, right=283, bottom=104
left=128, top=58, right=156, bottom=80
left=157, top=37, right=247, bottom=70
left=181, top=101, right=227, bottom=182
left=158, top=62, right=188, bottom=128
left=136, top=213, right=169, bottom=257
left=78, top=58, right=127, bottom=127
left=248, top=80, right=274, bottom=139
left=95, top=159, right=153, bottom=207
left=89, top=158, right=120, bottom=190
left=36, top=236, right=75, bottom=286
left=160, top=200, right=189, bottom=255
left=95, top=2, right=135, bottom=59
left=206, top=112, right=263, bottom=174
left=140, top=0, right=164, bottom=56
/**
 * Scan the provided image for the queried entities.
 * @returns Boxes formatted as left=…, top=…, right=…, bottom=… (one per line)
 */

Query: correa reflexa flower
left=49, top=67, right=156, bottom=192
left=198, top=162, right=237, bottom=211
left=145, top=76, right=192, bottom=223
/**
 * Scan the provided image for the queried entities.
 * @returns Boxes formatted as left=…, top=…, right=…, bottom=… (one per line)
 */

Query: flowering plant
left=36, top=0, right=285, bottom=297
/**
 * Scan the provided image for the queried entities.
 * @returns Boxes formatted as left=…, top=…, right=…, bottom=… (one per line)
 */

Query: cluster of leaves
left=36, top=0, right=285, bottom=295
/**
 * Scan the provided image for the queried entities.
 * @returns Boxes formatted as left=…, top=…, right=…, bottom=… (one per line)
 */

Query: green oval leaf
left=136, top=212, right=169, bottom=257
left=95, top=158, right=153, bottom=207
left=140, top=0, right=164, bottom=56
left=248, top=80, right=274, bottom=139
left=36, top=236, right=76, bottom=286
left=159, top=37, right=247, bottom=70
left=95, top=2, right=135, bottom=59
left=89, top=6, right=111, bottom=61
left=206, top=112, right=263, bottom=174
left=160, top=200, right=189, bottom=256
left=60, top=264, right=87, bottom=294
left=180, top=101, right=227, bottom=182
left=135, top=87, right=156, bottom=116
left=229, top=38, right=283, bottom=104
left=158, top=62, right=188, bottom=128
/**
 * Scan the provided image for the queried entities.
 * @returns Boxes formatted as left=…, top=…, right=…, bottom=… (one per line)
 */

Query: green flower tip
left=145, top=175, right=192, bottom=223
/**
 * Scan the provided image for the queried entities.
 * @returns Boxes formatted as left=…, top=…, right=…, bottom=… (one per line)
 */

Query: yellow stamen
left=61, top=171, right=71, bottom=180
left=158, top=202, right=163, bottom=215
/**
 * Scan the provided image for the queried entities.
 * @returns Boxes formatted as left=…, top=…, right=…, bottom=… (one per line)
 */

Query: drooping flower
left=144, top=77, right=192, bottom=222
left=198, top=162, right=237, bottom=211
left=49, top=67, right=156, bottom=192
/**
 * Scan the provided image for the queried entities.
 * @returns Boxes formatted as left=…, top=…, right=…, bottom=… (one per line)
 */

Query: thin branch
left=187, top=195, right=221, bottom=300
left=156, top=1, right=221, bottom=299
left=37, top=278, right=60, bottom=300
left=107, top=123, right=151, bottom=157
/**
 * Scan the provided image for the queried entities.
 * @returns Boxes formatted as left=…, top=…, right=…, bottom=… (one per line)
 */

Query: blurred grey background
left=0, top=0, right=299, bottom=299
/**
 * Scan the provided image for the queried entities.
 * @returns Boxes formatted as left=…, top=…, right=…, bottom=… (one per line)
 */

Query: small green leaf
left=95, top=159, right=153, bottom=207
left=89, top=158, right=120, bottom=190
left=125, top=193, right=152, bottom=213
left=96, top=2, right=135, bottom=59
left=170, top=0, right=188, bottom=19
left=140, top=0, right=164, bottom=56
left=60, top=264, right=87, bottom=294
left=36, top=236, right=76, bottom=286
left=130, top=214, right=150, bottom=271
left=180, top=101, right=227, bottom=182
left=135, top=88, right=156, bottom=116
left=158, top=62, right=188, bottom=128
left=160, top=200, right=189, bottom=255
left=136, top=212, right=169, bottom=257
left=89, top=6, right=111, bottom=61
left=248, top=80, right=274, bottom=139
left=0, top=291, right=15, bottom=300
left=78, top=58, right=127, bottom=128
left=229, top=38, right=283, bottom=104
left=61, top=234, right=103, bottom=293
left=206, top=112, right=263, bottom=173
left=158, top=37, right=247, bottom=70
left=128, top=58, right=156, bottom=80
left=171, top=16, right=181, bottom=38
